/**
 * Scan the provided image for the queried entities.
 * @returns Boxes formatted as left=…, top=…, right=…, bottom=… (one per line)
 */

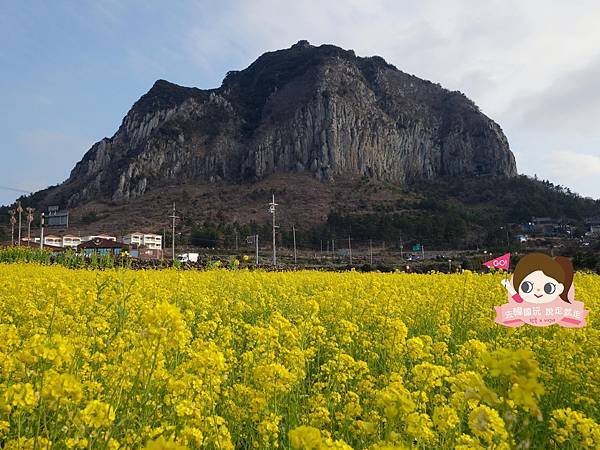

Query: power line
left=0, top=185, right=33, bottom=194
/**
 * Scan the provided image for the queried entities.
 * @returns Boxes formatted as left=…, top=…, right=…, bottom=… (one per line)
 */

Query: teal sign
left=412, top=244, right=422, bottom=251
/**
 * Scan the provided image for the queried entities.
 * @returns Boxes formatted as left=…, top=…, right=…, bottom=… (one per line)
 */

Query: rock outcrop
left=49, top=41, right=517, bottom=206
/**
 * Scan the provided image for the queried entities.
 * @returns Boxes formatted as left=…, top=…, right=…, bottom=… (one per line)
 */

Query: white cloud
left=178, top=0, right=600, bottom=198
left=542, top=150, right=600, bottom=198
left=4, top=1, right=600, bottom=200
left=506, top=53, right=600, bottom=136
left=182, top=0, right=600, bottom=117
left=547, top=150, right=600, bottom=177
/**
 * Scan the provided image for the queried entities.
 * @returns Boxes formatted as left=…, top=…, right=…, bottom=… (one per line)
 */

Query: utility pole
left=40, top=213, right=45, bottom=250
left=246, top=234, right=260, bottom=265
left=235, top=230, right=239, bottom=251
left=9, top=209, right=16, bottom=245
left=400, top=236, right=404, bottom=259
left=26, top=207, right=34, bottom=243
left=168, top=203, right=180, bottom=262
left=17, top=201, right=23, bottom=246
left=369, top=239, right=373, bottom=265
left=499, top=226, right=507, bottom=250
left=255, top=234, right=259, bottom=265
left=268, top=194, right=278, bottom=266
left=348, top=236, right=352, bottom=264
left=292, top=225, right=297, bottom=265
left=421, top=244, right=425, bottom=260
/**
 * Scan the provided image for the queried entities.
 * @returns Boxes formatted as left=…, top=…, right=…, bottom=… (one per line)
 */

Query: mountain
left=14, top=40, right=594, bottom=251
left=40, top=40, right=516, bottom=208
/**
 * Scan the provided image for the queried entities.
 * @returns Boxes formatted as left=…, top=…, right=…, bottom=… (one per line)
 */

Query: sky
left=1, top=0, right=600, bottom=206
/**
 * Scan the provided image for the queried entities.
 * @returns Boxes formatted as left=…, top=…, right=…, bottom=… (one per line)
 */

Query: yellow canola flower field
left=0, top=264, right=599, bottom=449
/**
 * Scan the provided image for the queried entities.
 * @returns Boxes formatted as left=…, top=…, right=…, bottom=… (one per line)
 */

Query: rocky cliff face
left=50, top=40, right=517, bottom=206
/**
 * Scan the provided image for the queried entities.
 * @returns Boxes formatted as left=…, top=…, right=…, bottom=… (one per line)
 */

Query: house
left=530, top=217, right=558, bottom=235
left=44, top=235, right=63, bottom=247
left=77, top=238, right=129, bottom=257
left=62, top=235, right=82, bottom=248
left=123, top=232, right=144, bottom=247
left=82, top=234, right=117, bottom=243
left=2, top=240, right=64, bottom=253
left=123, top=232, right=162, bottom=250
left=522, top=222, right=535, bottom=234
left=585, top=217, right=600, bottom=236
left=528, top=217, right=573, bottom=236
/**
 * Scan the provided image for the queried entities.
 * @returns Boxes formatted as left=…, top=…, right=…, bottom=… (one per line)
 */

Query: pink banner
left=494, top=296, right=588, bottom=328
left=484, top=253, right=510, bottom=270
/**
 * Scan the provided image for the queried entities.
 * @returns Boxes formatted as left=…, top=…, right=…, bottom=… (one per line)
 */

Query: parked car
left=177, top=253, right=199, bottom=263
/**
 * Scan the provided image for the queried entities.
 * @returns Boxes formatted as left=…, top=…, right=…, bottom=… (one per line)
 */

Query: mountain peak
left=291, top=39, right=312, bottom=49
left=40, top=42, right=517, bottom=207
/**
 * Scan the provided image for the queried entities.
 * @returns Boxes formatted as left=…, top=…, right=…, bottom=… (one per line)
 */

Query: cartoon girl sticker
left=495, top=253, right=588, bottom=327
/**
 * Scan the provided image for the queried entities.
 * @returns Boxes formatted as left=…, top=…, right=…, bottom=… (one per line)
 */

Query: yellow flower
left=180, top=427, right=203, bottom=447
left=66, top=437, right=89, bottom=449
left=42, top=370, right=83, bottom=405
left=253, top=363, right=295, bottom=396
left=356, top=420, right=377, bottom=436
left=550, top=408, right=600, bottom=448
left=405, top=337, right=429, bottom=361
left=0, top=420, right=10, bottom=438
left=433, top=405, right=460, bottom=433
left=411, top=362, right=449, bottom=391
left=0, top=263, right=599, bottom=448
left=449, top=371, right=498, bottom=408
left=258, top=413, right=282, bottom=447
left=80, top=400, right=115, bottom=428
left=376, top=381, right=416, bottom=419
left=5, top=437, right=52, bottom=450
left=4, top=383, right=37, bottom=410
left=484, top=348, right=544, bottom=415
left=141, top=301, right=191, bottom=351
left=468, top=405, right=508, bottom=445
left=405, top=412, right=435, bottom=443
left=454, top=433, right=484, bottom=450
left=200, top=416, right=234, bottom=450
left=143, top=436, right=188, bottom=450
left=289, top=425, right=322, bottom=449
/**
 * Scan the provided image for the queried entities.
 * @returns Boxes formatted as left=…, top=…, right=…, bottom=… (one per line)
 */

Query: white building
left=123, top=232, right=162, bottom=250
left=62, top=235, right=82, bottom=248
left=44, top=235, right=62, bottom=247
left=82, top=234, right=117, bottom=243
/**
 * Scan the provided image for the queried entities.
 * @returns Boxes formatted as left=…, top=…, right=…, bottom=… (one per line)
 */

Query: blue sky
left=1, top=0, right=600, bottom=206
